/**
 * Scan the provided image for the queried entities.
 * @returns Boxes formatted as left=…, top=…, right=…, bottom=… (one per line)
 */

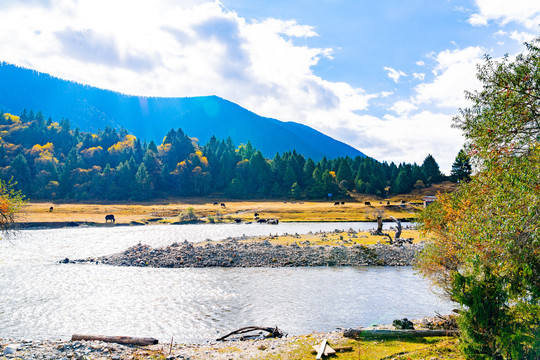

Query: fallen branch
left=343, top=329, right=459, bottom=339
left=216, top=326, right=285, bottom=341
left=71, top=334, right=159, bottom=346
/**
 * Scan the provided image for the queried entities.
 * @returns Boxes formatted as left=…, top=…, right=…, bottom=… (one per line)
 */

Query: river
left=0, top=222, right=453, bottom=343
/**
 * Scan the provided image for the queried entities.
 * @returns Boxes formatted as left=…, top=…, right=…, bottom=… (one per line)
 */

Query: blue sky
left=0, top=0, right=539, bottom=172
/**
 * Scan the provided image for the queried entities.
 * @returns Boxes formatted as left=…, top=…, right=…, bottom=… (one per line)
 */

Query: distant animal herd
left=99, top=199, right=408, bottom=224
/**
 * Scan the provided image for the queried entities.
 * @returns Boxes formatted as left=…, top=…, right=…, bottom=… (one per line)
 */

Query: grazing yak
left=364, top=201, right=371, bottom=206
left=334, top=202, right=340, bottom=205
left=105, top=214, right=115, bottom=223
left=221, top=203, right=226, bottom=208
left=49, top=206, right=53, bottom=212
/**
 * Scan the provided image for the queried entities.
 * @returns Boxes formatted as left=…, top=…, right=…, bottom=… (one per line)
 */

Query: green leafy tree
left=418, top=39, right=540, bottom=359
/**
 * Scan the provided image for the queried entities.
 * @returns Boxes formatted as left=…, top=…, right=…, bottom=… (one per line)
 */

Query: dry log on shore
left=343, top=329, right=459, bottom=339
left=71, top=334, right=159, bottom=346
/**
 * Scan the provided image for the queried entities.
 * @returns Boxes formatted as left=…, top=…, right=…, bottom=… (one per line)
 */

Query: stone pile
left=83, top=240, right=423, bottom=268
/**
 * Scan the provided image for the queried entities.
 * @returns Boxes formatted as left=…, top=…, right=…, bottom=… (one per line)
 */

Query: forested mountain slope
left=0, top=62, right=364, bottom=160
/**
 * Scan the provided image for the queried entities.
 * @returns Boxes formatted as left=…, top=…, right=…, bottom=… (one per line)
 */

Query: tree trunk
left=390, top=216, right=402, bottom=240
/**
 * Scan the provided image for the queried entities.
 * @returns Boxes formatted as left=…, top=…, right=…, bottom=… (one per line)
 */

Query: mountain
left=0, top=62, right=365, bottom=160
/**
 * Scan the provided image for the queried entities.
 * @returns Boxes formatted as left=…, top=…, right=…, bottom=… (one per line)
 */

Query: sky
left=0, top=0, right=539, bottom=172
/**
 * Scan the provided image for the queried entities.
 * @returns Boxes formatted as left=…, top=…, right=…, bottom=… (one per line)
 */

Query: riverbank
left=16, top=199, right=421, bottom=227
left=1, top=317, right=461, bottom=359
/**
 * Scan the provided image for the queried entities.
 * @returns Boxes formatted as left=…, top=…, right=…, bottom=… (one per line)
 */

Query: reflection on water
left=0, top=223, right=452, bottom=343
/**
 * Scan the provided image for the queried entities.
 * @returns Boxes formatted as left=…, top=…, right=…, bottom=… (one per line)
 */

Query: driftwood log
left=71, top=334, right=158, bottom=346
left=343, top=329, right=459, bottom=339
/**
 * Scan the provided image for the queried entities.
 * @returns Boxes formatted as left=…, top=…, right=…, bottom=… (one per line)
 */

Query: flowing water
left=0, top=222, right=453, bottom=343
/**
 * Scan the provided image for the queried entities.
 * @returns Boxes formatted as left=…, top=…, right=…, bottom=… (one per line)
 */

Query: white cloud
left=390, top=101, right=418, bottom=115
left=471, top=0, right=540, bottom=29
left=323, top=111, right=463, bottom=171
left=413, top=72, right=425, bottom=81
left=509, top=31, right=536, bottom=44
left=383, top=67, right=407, bottom=83
left=414, top=47, right=484, bottom=109
left=468, top=13, right=488, bottom=26
left=415, top=60, right=425, bottom=66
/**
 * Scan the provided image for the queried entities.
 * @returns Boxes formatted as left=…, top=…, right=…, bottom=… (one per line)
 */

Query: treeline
left=0, top=110, right=449, bottom=201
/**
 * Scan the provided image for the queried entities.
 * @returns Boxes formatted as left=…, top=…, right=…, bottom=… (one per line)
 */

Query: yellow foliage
left=28, top=142, right=54, bottom=156
left=158, top=143, right=171, bottom=156
left=192, top=166, right=203, bottom=174
left=47, top=122, right=60, bottom=130
left=200, top=156, right=209, bottom=167
left=46, top=181, right=59, bottom=188
left=329, top=171, right=336, bottom=178
left=9, top=123, right=28, bottom=132
left=75, top=168, right=93, bottom=174
left=108, top=135, right=136, bottom=153
left=3, top=142, right=20, bottom=154
left=3, top=113, right=20, bottom=123
left=81, top=146, right=103, bottom=159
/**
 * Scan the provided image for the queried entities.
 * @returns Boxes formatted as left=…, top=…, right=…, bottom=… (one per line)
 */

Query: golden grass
left=258, top=336, right=462, bottom=360
left=17, top=199, right=421, bottom=225
left=222, top=229, right=424, bottom=248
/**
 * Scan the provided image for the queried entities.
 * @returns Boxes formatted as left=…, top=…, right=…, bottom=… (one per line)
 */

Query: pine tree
left=421, top=154, right=443, bottom=184
left=450, top=149, right=472, bottom=183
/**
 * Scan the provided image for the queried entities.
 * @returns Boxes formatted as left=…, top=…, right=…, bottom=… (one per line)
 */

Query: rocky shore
left=0, top=331, right=345, bottom=360
left=78, top=240, right=423, bottom=268
left=1, top=316, right=456, bottom=359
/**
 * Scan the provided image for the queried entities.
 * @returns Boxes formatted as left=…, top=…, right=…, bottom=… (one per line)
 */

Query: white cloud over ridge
left=0, top=0, right=373, bottom=124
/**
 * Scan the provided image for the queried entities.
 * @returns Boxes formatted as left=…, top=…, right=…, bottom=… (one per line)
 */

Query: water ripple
left=0, top=223, right=452, bottom=343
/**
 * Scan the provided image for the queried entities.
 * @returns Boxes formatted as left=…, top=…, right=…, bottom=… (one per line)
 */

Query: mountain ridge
left=0, top=62, right=365, bottom=160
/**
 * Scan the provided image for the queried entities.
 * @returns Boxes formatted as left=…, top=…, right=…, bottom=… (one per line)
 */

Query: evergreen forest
left=0, top=110, right=449, bottom=201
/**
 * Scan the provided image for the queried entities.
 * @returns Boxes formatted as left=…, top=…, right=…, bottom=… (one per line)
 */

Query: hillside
left=0, top=62, right=365, bottom=160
